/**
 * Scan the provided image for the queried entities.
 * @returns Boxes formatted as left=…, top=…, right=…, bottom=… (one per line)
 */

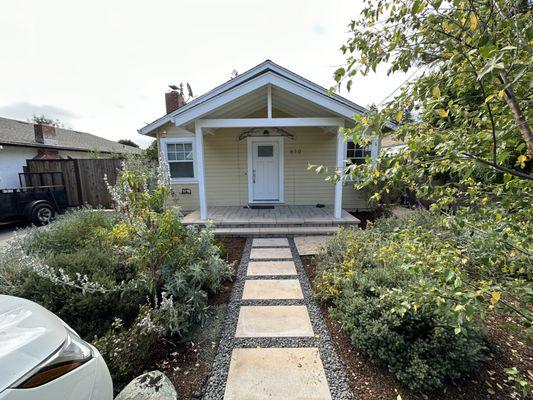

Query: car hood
left=0, top=295, right=67, bottom=392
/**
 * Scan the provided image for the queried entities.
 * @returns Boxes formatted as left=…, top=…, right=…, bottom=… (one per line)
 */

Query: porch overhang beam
left=196, top=117, right=344, bottom=129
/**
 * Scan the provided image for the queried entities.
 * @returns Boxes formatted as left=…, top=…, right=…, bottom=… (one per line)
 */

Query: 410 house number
left=289, top=149, right=302, bottom=155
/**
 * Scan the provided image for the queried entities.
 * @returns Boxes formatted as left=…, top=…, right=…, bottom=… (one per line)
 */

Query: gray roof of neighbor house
left=0, top=117, right=142, bottom=154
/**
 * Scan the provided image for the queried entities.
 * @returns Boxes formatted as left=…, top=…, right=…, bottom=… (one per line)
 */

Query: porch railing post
left=195, top=122, right=208, bottom=220
left=334, top=125, right=344, bottom=219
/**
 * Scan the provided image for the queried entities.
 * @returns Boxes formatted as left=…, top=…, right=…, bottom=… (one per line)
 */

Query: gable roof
left=0, top=117, right=142, bottom=154
left=138, top=60, right=369, bottom=135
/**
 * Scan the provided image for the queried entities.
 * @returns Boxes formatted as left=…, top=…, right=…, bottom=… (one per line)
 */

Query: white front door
left=250, top=139, right=281, bottom=202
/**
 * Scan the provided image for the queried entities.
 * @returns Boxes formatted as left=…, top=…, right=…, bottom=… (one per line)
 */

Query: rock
left=115, top=371, right=177, bottom=400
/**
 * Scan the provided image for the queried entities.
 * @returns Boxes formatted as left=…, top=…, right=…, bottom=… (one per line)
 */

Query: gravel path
left=202, top=236, right=353, bottom=400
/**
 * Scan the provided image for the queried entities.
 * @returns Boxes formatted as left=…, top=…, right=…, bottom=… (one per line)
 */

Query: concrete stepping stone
left=294, top=235, right=329, bottom=255
left=247, top=260, right=297, bottom=276
left=252, top=238, right=289, bottom=247
left=242, top=279, right=303, bottom=300
left=223, top=347, right=332, bottom=400
left=235, top=305, right=314, bottom=337
left=250, top=247, right=292, bottom=260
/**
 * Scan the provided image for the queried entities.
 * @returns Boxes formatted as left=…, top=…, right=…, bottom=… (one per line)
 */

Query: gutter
left=0, top=141, right=140, bottom=155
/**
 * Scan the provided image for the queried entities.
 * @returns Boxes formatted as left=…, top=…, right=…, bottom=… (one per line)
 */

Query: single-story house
left=0, top=117, right=141, bottom=188
left=138, top=60, right=388, bottom=233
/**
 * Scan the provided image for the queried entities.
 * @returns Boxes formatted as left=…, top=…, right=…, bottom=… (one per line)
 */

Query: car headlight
left=14, top=332, right=93, bottom=389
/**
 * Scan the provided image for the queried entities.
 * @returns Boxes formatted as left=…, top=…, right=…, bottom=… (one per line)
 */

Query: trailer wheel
left=30, top=203, right=55, bottom=225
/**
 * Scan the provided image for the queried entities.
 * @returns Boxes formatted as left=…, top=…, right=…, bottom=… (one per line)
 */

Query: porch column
left=334, top=126, right=344, bottom=219
left=195, top=122, right=208, bottom=220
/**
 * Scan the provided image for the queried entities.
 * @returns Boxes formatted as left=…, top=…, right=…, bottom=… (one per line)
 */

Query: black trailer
left=0, top=172, right=69, bottom=225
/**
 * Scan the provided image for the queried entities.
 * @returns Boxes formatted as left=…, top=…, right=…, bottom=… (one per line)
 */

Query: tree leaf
left=479, top=46, right=496, bottom=58
left=469, top=14, right=478, bottom=30
left=334, top=67, right=346, bottom=82
left=490, top=291, right=501, bottom=304
left=396, top=111, right=403, bottom=122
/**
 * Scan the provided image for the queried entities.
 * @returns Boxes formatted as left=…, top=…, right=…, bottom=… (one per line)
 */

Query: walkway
left=203, top=237, right=352, bottom=400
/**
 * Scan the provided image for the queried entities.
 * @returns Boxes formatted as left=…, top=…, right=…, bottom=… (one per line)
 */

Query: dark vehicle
left=0, top=172, right=69, bottom=225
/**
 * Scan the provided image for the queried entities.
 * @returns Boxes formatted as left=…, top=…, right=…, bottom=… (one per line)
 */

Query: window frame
left=344, top=137, right=379, bottom=182
left=160, top=137, right=197, bottom=183
left=345, top=140, right=371, bottom=166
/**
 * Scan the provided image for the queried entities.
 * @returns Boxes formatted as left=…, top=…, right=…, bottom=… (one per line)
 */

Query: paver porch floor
left=182, top=205, right=359, bottom=225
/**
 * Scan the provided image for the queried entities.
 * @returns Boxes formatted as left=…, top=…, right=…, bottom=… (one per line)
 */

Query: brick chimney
left=165, top=90, right=185, bottom=114
left=34, top=124, right=58, bottom=145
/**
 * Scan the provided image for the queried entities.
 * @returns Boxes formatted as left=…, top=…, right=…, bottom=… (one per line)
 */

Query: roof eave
left=0, top=140, right=140, bottom=154
left=138, top=60, right=368, bottom=136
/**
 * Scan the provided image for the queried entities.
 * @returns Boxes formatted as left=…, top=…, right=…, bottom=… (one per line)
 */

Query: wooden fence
left=24, top=159, right=122, bottom=208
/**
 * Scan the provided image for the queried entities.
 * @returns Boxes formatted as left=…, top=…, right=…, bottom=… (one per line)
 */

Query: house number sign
left=289, top=149, right=302, bottom=154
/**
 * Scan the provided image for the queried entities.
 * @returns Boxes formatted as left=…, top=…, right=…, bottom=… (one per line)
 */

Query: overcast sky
left=0, top=0, right=403, bottom=148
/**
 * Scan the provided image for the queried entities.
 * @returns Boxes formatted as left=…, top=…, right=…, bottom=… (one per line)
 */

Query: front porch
left=182, top=205, right=360, bottom=236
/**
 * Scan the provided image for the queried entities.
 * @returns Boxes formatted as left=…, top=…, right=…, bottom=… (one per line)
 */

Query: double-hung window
left=346, top=141, right=371, bottom=165
left=162, top=138, right=196, bottom=181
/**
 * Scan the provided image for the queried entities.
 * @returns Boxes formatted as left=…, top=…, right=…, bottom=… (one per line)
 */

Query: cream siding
left=169, top=183, right=200, bottom=212
left=204, top=130, right=248, bottom=206
left=342, top=185, right=371, bottom=210
left=158, top=124, right=199, bottom=212
left=283, top=128, right=335, bottom=205
left=159, top=124, right=370, bottom=210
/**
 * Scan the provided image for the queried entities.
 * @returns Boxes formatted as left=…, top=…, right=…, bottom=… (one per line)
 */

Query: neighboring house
left=381, top=135, right=407, bottom=156
left=138, top=60, right=388, bottom=228
left=0, top=117, right=141, bottom=188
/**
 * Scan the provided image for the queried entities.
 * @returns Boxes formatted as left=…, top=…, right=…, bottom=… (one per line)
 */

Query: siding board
left=162, top=125, right=369, bottom=210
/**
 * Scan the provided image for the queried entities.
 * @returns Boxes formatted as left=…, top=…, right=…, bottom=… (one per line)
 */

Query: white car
left=0, top=295, right=113, bottom=400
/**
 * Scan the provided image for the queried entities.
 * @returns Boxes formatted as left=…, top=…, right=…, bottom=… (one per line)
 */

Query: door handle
left=253, top=169, right=256, bottom=183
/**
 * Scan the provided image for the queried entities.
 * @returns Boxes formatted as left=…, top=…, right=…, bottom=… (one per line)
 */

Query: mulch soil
left=350, top=209, right=386, bottom=229
left=207, top=237, right=247, bottom=306
left=148, top=237, right=247, bottom=400
left=301, top=255, right=532, bottom=400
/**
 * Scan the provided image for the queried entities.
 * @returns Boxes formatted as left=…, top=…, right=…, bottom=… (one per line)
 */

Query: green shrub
left=18, top=271, right=144, bottom=339
left=92, top=305, right=158, bottom=390
left=7, top=211, right=146, bottom=338
left=332, top=266, right=486, bottom=392
left=24, top=208, right=117, bottom=256
left=314, top=211, right=498, bottom=392
left=0, top=242, right=31, bottom=296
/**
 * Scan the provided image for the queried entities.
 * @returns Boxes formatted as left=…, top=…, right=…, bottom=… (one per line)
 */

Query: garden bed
left=148, top=237, right=246, bottom=400
left=302, top=255, right=532, bottom=400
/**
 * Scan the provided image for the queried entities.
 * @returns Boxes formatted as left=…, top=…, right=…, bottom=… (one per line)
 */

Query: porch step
left=186, top=222, right=356, bottom=229
left=212, top=226, right=342, bottom=237
left=185, top=221, right=356, bottom=228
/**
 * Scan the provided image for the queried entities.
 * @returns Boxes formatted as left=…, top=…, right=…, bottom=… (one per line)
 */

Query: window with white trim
left=346, top=141, right=371, bottom=165
left=166, top=142, right=195, bottom=179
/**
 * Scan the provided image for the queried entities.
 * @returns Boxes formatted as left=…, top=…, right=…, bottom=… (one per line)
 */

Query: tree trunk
left=499, top=72, right=533, bottom=156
